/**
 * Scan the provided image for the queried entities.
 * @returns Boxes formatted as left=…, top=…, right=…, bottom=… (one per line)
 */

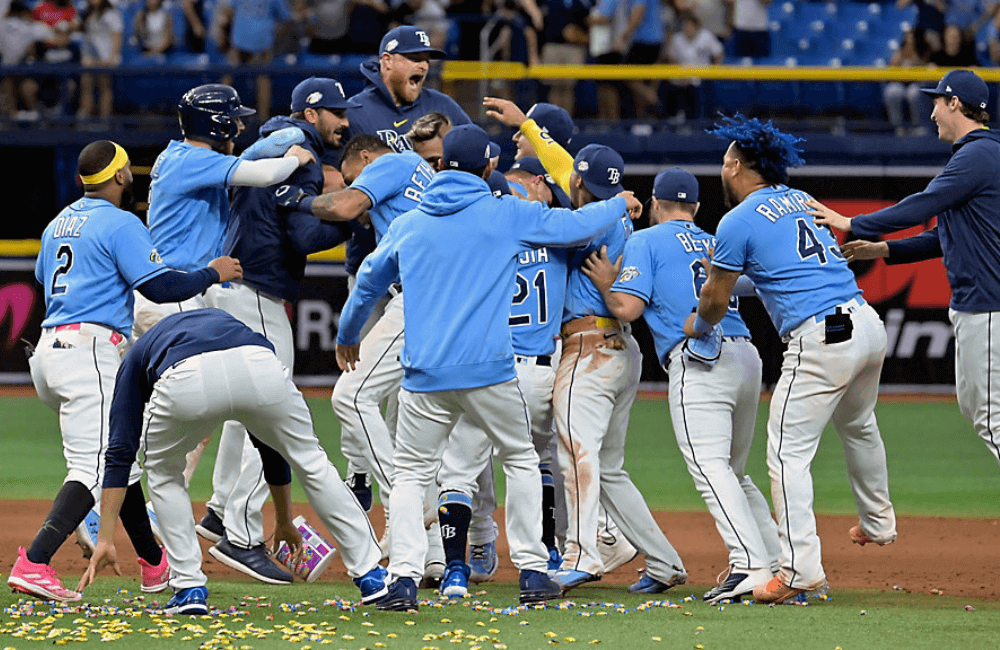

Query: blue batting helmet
left=177, top=84, right=256, bottom=143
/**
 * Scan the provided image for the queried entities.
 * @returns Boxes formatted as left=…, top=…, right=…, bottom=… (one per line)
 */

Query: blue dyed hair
left=706, top=114, right=805, bottom=185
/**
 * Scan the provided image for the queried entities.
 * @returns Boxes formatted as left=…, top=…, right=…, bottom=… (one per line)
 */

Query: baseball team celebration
left=2, top=0, right=999, bottom=647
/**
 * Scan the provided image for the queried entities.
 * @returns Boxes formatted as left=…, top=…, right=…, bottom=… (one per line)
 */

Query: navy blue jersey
left=224, top=116, right=350, bottom=302
left=104, top=309, right=274, bottom=488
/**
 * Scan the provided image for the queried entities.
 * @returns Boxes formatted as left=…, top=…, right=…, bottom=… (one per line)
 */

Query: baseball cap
left=380, top=26, right=446, bottom=59
left=920, top=69, right=989, bottom=110
left=525, top=102, right=574, bottom=149
left=487, top=170, right=512, bottom=197
left=653, top=168, right=699, bottom=203
left=573, top=144, right=625, bottom=200
left=291, top=77, right=350, bottom=112
left=442, top=124, right=495, bottom=172
left=508, top=156, right=573, bottom=208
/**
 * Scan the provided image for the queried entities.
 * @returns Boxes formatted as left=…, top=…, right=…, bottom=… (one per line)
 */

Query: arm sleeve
left=520, top=119, right=575, bottom=193
left=336, top=231, right=400, bottom=346
left=247, top=433, right=292, bottom=485
left=104, top=354, right=148, bottom=488
left=885, top=227, right=944, bottom=265
left=230, top=157, right=301, bottom=187
left=710, top=214, right=749, bottom=272
left=286, top=210, right=352, bottom=256
left=136, top=267, right=220, bottom=302
left=610, top=236, right=653, bottom=303
left=518, top=196, right=627, bottom=249
left=852, top=146, right=986, bottom=237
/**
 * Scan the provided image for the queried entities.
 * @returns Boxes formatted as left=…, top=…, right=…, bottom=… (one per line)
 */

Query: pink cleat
left=139, top=546, right=170, bottom=593
left=7, top=547, right=82, bottom=602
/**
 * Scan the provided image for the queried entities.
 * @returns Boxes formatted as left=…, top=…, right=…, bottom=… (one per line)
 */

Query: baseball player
left=582, top=168, right=781, bottom=603
left=7, top=140, right=242, bottom=602
left=77, top=309, right=388, bottom=615
left=406, top=111, right=452, bottom=168
left=810, top=69, right=1000, bottom=476
left=204, top=77, right=355, bottom=584
left=336, top=124, right=642, bottom=610
left=690, top=114, right=897, bottom=604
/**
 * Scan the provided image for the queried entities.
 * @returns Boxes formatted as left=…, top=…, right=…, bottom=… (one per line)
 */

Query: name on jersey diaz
left=51, top=214, right=89, bottom=239
left=754, top=190, right=812, bottom=223
left=518, top=248, right=548, bottom=266
left=674, top=232, right=714, bottom=254
left=404, top=162, right=435, bottom=202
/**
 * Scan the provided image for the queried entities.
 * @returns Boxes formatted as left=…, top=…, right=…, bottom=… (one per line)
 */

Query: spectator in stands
left=677, top=0, right=728, bottom=43
left=303, top=0, right=352, bottom=53
left=133, top=0, right=174, bottom=57
left=0, top=0, right=62, bottom=121
left=930, top=23, right=979, bottom=66
left=77, top=0, right=122, bottom=123
left=591, top=0, right=663, bottom=117
left=216, top=0, right=292, bottom=120
left=587, top=0, right=627, bottom=119
left=181, top=0, right=206, bottom=52
left=724, top=0, right=770, bottom=59
left=540, top=0, right=591, bottom=116
left=31, top=0, right=81, bottom=115
left=945, top=0, right=993, bottom=38
left=663, top=10, right=723, bottom=123
left=411, top=0, right=452, bottom=50
left=897, top=0, right=946, bottom=52
left=987, top=6, right=1000, bottom=65
left=883, top=27, right=931, bottom=136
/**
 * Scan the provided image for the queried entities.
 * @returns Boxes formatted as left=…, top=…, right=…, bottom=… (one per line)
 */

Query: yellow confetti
left=696, top=646, right=705, bottom=650
left=545, top=632, right=558, bottom=638
left=489, top=629, right=500, bottom=634
left=652, top=637, right=661, bottom=642
left=696, top=627, right=705, bottom=631
left=683, top=612, right=693, bottom=617
left=406, top=621, right=417, bottom=626
left=441, top=619, right=452, bottom=623
left=565, top=637, right=577, bottom=642
left=588, top=642, right=601, bottom=645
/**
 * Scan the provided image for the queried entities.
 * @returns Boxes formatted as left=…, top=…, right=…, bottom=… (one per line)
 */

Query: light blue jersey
left=147, top=140, right=242, bottom=271
left=563, top=208, right=633, bottom=322
left=351, top=151, right=435, bottom=242
left=510, top=246, right=568, bottom=356
left=36, top=197, right=169, bottom=335
left=712, top=185, right=861, bottom=338
left=612, top=220, right=750, bottom=365
left=338, top=171, right=626, bottom=392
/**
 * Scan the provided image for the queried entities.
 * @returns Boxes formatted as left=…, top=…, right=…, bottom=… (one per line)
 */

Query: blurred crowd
left=3, top=0, right=1000, bottom=125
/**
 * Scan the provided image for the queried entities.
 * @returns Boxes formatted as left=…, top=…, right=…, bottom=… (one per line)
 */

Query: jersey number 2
left=510, top=270, right=547, bottom=327
left=51, top=244, right=74, bottom=296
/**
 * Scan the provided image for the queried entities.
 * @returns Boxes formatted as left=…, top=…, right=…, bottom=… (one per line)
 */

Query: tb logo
left=441, top=524, right=457, bottom=540
left=607, top=167, right=620, bottom=184
left=417, top=30, right=431, bottom=46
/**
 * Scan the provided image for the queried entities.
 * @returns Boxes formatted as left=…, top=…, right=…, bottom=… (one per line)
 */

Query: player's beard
left=721, top=176, right=736, bottom=210
left=120, top=179, right=136, bottom=212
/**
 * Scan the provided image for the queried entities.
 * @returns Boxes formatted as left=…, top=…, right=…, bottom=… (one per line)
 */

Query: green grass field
left=2, top=394, right=1000, bottom=649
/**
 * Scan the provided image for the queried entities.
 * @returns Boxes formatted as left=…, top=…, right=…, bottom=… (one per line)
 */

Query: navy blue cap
left=291, top=77, right=350, bottom=112
left=920, top=69, right=989, bottom=110
left=653, top=168, right=699, bottom=203
left=487, top=170, right=511, bottom=197
left=507, top=157, right=573, bottom=207
left=442, top=124, right=493, bottom=172
left=573, top=144, right=624, bottom=200
left=525, top=102, right=574, bottom=148
left=380, top=26, right=446, bottom=59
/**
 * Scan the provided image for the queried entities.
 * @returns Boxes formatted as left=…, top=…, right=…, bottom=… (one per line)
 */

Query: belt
left=784, top=297, right=865, bottom=342
left=722, top=336, right=750, bottom=342
left=515, top=354, right=551, bottom=367
left=46, top=322, right=126, bottom=346
left=561, top=316, right=622, bottom=338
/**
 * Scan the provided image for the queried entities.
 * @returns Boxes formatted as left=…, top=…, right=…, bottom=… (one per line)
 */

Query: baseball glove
left=683, top=324, right=723, bottom=368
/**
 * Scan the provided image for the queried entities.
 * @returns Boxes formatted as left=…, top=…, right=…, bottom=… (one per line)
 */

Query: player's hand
left=209, top=256, right=243, bottom=282
left=336, top=343, right=360, bottom=371
left=483, top=97, right=528, bottom=128
left=617, top=191, right=642, bottom=219
left=286, top=144, right=316, bottom=167
left=683, top=312, right=701, bottom=338
left=581, top=246, right=621, bottom=294
left=805, top=199, right=853, bottom=232
left=77, top=540, right=121, bottom=592
left=841, top=239, right=890, bottom=263
left=272, top=522, right=304, bottom=567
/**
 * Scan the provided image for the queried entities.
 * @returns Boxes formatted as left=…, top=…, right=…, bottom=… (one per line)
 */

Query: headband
left=80, top=143, right=129, bottom=186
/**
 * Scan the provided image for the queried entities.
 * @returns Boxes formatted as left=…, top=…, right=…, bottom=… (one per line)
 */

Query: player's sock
left=27, top=480, right=95, bottom=565
left=119, top=481, right=163, bottom=565
left=540, top=464, right=556, bottom=549
left=438, top=491, right=472, bottom=565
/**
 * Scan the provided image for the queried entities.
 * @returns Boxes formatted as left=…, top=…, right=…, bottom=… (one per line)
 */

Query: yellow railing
left=1, top=238, right=346, bottom=261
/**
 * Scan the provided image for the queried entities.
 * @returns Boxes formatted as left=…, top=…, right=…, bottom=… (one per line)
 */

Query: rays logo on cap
left=307, top=92, right=322, bottom=105
left=608, top=167, right=620, bottom=184
left=577, top=160, right=589, bottom=172
left=946, top=85, right=952, bottom=92
left=385, top=38, right=399, bottom=52
left=417, top=30, right=430, bottom=46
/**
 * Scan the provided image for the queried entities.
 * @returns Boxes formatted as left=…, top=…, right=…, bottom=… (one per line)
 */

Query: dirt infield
left=2, top=501, right=996, bottom=600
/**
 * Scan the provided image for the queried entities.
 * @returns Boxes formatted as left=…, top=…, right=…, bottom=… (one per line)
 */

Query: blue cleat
left=375, top=577, right=418, bottom=611
left=519, top=569, right=562, bottom=604
left=164, top=586, right=209, bottom=615
left=468, top=541, right=497, bottom=583
left=628, top=572, right=683, bottom=594
left=551, top=569, right=600, bottom=593
left=346, top=473, right=373, bottom=512
left=74, top=508, right=100, bottom=558
left=440, top=561, right=470, bottom=599
left=195, top=508, right=224, bottom=543
left=209, top=535, right=293, bottom=585
left=353, top=565, right=389, bottom=604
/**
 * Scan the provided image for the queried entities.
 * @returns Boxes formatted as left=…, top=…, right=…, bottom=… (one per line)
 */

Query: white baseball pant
left=769, top=301, right=896, bottom=590
left=206, top=281, right=293, bottom=548
left=30, top=325, right=142, bottom=499
left=142, top=345, right=382, bottom=590
left=668, top=337, right=780, bottom=572
left=555, top=325, right=687, bottom=583
left=388, top=380, right=550, bottom=580
left=950, top=309, right=1000, bottom=468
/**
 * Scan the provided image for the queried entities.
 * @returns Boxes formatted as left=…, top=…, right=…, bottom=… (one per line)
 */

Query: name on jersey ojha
left=519, top=248, right=548, bottom=265
left=404, top=162, right=435, bottom=202
left=675, top=232, right=713, bottom=254
left=755, top=191, right=812, bottom=223
left=51, top=214, right=89, bottom=239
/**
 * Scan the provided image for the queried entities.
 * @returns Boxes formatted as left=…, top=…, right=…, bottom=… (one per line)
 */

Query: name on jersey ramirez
left=405, top=161, right=435, bottom=202
left=754, top=190, right=812, bottom=223
left=51, top=214, right=88, bottom=238
left=518, top=248, right=548, bottom=266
